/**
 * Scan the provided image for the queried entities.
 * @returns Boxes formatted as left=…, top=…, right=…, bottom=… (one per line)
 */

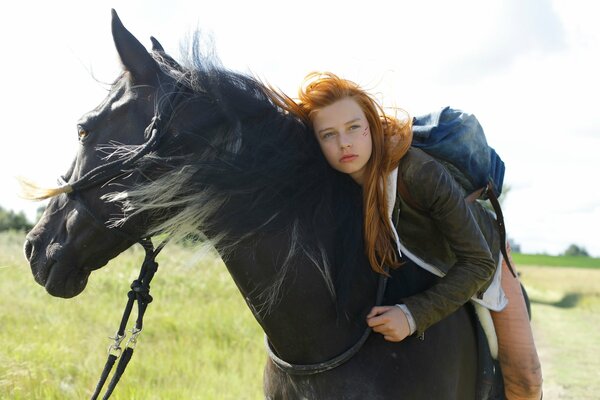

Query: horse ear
left=111, top=9, right=160, bottom=83
left=150, top=36, right=165, bottom=52
left=150, top=36, right=181, bottom=70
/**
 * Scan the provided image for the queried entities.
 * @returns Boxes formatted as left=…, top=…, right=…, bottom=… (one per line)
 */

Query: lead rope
left=90, top=237, right=169, bottom=400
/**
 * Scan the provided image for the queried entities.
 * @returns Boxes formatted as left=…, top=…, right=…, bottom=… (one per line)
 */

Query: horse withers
left=23, top=9, right=485, bottom=399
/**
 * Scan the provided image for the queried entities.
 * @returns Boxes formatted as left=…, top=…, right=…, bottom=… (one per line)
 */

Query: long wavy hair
left=268, top=72, right=413, bottom=274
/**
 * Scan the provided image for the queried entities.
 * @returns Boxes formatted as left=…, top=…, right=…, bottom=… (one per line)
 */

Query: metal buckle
left=107, top=332, right=126, bottom=357
left=125, top=327, right=142, bottom=349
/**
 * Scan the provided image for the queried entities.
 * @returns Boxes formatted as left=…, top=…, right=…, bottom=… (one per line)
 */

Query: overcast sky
left=1, top=0, right=599, bottom=256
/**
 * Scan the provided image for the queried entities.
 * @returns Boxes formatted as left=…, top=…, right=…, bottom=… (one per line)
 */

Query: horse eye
left=78, top=128, right=89, bottom=141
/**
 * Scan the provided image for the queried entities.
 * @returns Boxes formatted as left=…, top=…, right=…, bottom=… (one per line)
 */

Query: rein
left=68, top=176, right=171, bottom=400
left=89, top=237, right=169, bottom=400
left=67, top=185, right=170, bottom=400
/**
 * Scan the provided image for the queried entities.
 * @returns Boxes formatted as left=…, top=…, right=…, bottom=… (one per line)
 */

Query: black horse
left=23, top=10, right=481, bottom=399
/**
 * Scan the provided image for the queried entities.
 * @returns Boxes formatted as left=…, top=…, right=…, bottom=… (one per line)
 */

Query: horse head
left=23, top=10, right=179, bottom=298
left=23, top=9, right=341, bottom=303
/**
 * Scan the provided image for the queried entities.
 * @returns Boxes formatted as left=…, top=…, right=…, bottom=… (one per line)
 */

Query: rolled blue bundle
left=411, top=106, right=505, bottom=198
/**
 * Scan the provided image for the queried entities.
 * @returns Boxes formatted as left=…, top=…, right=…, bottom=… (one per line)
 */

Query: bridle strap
left=266, top=270, right=388, bottom=375
left=68, top=191, right=139, bottom=244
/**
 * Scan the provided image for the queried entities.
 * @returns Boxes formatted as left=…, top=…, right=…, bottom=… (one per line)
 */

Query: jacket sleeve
left=399, top=159, right=496, bottom=335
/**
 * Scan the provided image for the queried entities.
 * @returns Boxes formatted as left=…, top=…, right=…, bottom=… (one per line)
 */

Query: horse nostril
left=24, top=239, right=34, bottom=262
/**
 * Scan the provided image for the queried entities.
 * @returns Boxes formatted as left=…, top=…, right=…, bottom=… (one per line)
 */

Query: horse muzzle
left=24, top=234, right=92, bottom=298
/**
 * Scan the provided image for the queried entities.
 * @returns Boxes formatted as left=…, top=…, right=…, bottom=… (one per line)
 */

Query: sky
left=1, top=0, right=599, bottom=256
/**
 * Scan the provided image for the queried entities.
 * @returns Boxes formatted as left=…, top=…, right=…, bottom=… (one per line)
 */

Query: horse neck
left=219, top=221, right=380, bottom=365
left=161, top=90, right=379, bottom=363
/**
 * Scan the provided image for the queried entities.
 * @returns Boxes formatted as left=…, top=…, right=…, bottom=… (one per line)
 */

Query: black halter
left=58, top=82, right=186, bottom=400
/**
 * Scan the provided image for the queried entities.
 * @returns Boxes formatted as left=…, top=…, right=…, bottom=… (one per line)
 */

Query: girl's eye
left=349, top=125, right=360, bottom=130
left=322, top=131, right=335, bottom=139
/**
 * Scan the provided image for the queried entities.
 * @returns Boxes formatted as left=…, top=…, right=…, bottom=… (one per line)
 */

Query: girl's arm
left=399, top=159, right=496, bottom=336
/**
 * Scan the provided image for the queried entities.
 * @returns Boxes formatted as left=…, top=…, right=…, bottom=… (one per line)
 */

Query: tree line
left=0, top=206, right=33, bottom=232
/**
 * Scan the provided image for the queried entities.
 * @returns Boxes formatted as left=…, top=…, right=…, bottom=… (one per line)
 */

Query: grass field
left=0, top=231, right=265, bottom=399
left=513, top=253, right=600, bottom=269
left=2, top=230, right=598, bottom=399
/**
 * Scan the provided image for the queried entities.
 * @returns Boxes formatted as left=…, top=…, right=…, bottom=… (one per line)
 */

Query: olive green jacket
left=391, top=148, right=501, bottom=335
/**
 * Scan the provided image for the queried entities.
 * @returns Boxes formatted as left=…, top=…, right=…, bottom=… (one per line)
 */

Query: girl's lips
left=340, top=154, right=358, bottom=162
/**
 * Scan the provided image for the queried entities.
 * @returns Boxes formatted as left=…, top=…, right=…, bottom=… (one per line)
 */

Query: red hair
left=267, top=72, right=412, bottom=274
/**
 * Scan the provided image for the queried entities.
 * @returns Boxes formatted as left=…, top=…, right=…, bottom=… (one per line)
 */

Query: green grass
left=512, top=253, right=600, bottom=269
left=2, top=230, right=599, bottom=399
left=518, top=265, right=600, bottom=400
left=0, top=231, right=264, bottom=399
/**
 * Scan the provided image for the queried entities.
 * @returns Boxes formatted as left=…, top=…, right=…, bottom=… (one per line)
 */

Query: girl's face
left=312, top=97, right=373, bottom=185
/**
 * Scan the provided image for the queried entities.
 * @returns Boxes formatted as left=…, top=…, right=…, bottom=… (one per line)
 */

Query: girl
left=271, top=72, right=542, bottom=400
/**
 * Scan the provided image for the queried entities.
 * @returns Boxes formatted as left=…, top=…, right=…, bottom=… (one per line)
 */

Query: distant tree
left=0, top=206, right=34, bottom=232
left=562, top=244, right=589, bottom=257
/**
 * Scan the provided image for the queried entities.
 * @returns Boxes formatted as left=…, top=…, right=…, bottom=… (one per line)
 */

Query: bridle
left=68, top=188, right=169, bottom=400
left=57, top=81, right=186, bottom=400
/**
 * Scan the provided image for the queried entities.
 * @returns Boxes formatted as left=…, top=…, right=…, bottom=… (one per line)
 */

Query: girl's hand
left=366, top=305, right=411, bottom=342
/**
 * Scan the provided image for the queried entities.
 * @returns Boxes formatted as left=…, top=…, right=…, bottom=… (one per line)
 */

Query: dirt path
left=531, top=318, right=566, bottom=399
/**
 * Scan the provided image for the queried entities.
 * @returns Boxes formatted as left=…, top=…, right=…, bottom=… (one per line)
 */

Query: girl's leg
left=490, top=244, right=543, bottom=400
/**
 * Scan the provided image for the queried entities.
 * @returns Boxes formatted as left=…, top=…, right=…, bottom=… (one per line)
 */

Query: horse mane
left=107, top=34, right=373, bottom=314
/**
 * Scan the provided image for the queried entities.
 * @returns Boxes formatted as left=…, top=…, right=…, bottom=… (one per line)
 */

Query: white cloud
left=440, top=0, right=566, bottom=81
